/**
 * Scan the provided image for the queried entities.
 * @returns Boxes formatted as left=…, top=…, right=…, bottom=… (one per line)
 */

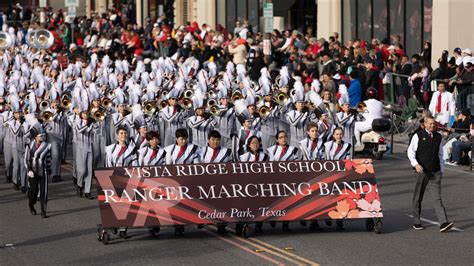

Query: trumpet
left=61, top=94, right=72, bottom=109
left=39, top=111, right=54, bottom=121
left=258, top=105, right=271, bottom=117
left=181, top=98, right=193, bottom=109
left=159, top=100, right=169, bottom=109
left=275, top=92, right=289, bottom=105
left=101, top=97, right=112, bottom=108
left=39, top=100, right=50, bottom=111
left=256, top=94, right=263, bottom=105
left=207, top=98, right=217, bottom=107
left=209, top=105, right=221, bottom=116
left=207, top=90, right=217, bottom=99
left=231, top=90, right=243, bottom=102
left=143, top=101, right=156, bottom=115
left=90, top=108, right=106, bottom=122
left=183, top=89, right=194, bottom=98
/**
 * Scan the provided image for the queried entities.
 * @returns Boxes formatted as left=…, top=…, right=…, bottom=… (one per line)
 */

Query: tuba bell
left=0, top=31, right=13, bottom=50
left=33, top=29, right=54, bottom=49
left=258, top=105, right=271, bottom=117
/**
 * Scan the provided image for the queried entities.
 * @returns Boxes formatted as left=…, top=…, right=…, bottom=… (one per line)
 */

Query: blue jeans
left=451, top=141, right=471, bottom=163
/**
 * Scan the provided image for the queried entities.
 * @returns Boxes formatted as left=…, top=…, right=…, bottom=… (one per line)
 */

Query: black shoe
left=235, top=224, right=243, bottom=236
left=55, top=176, right=63, bottom=182
left=309, top=221, right=323, bottom=231
left=21, top=186, right=27, bottom=193
left=84, top=193, right=95, bottom=200
left=440, top=222, right=454, bottom=232
left=336, top=220, right=345, bottom=231
left=119, top=231, right=129, bottom=239
left=41, top=211, right=47, bottom=218
left=29, top=206, right=37, bottom=216
left=174, top=226, right=184, bottom=236
left=13, top=184, right=20, bottom=191
left=217, top=225, right=228, bottom=235
left=269, top=221, right=276, bottom=228
left=282, top=223, right=291, bottom=232
left=325, top=220, right=333, bottom=227
left=76, top=187, right=83, bottom=198
left=51, top=176, right=58, bottom=183
left=413, top=224, right=424, bottom=230
left=197, top=224, right=204, bottom=229
left=300, top=221, right=307, bottom=227
left=6, top=176, right=12, bottom=183
left=72, top=177, right=77, bottom=188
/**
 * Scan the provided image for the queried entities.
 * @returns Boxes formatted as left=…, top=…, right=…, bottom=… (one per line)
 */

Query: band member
left=232, top=114, right=262, bottom=161
left=186, top=97, right=216, bottom=148
left=316, top=108, right=336, bottom=143
left=105, top=126, right=138, bottom=239
left=160, top=83, right=188, bottom=146
left=74, top=107, right=95, bottom=199
left=336, top=98, right=356, bottom=148
left=299, top=122, right=324, bottom=160
left=24, top=124, right=51, bottom=218
left=135, top=131, right=166, bottom=236
left=258, top=78, right=280, bottom=149
left=199, top=130, right=232, bottom=163
left=164, top=128, right=200, bottom=236
left=324, top=127, right=352, bottom=160
left=8, top=100, right=27, bottom=192
left=286, top=82, right=315, bottom=147
left=214, top=82, right=236, bottom=149
left=90, top=98, right=107, bottom=168
left=131, top=116, right=149, bottom=151
left=267, top=130, right=299, bottom=231
left=66, top=104, right=80, bottom=188
left=43, top=100, right=65, bottom=182
left=2, top=104, right=14, bottom=183
left=109, top=92, right=132, bottom=144
left=238, top=135, right=268, bottom=235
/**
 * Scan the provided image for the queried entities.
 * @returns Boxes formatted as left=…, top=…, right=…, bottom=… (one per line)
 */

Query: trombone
left=39, top=100, right=50, bottom=111
left=39, top=110, right=54, bottom=122
left=143, top=101, right=156, bottom=115
left=183, top=89, right=194, bottom=98
left=231, top=90, right=243, bottom=102
left=181, top=98, right=193, bottom=109
left=209, top=105, right=221, bottom=116
left=61, top=94, right=72, bottom=109
left=101, top=97, right=112, bottom=108
left=207, top=98, right=217, bottom=107
left=275, top=92, right=289, bottom=105
left=159, top=100, right=169, bottom=109
left=90, top=107, right=106, bottom=122
left=258, top=105, right=271, bottom=117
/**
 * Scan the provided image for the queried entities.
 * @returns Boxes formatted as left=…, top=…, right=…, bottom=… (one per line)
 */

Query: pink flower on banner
left=328, top=199, right=360, bottom=219
left=362, top=184, right=380, bottom=203
left=343, top=159, right=358, bottom=171
left=354, top=159, right=374, bottom=174
left=342, top=188, right=361, bottom=209
left=356, top=198, right=383, bottom=218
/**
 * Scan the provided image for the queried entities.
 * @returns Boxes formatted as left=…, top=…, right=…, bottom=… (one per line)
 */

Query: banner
left=95, top=159, right=383, bottom=228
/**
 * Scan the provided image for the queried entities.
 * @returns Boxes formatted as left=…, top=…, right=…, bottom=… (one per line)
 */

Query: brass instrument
left=61, top=94, right=72, bottom=109
left=159, top=100, right=169, bottom=109
left=305, top=101, right=316, bottom=110
left=39, top=111, right=54, bottom=121
left=90, top=108, right=106, bottom=122
left=231, top=90, right=243, bottom=102
left=160, top=90, right=169, bottom=99
left=26, top=29, right=54, bottom=49
left=143, top=101, right=156, bottom=115
left=275, top=92, right=289, bottom=105
left=207, top=90, right=217, bottom=99
left=289, top=89, right=296, bottom=97
left=101, top=97, right=112, bottom=108
left=258, top=105, right=271, bottom=117
left=0, top=31, right=13, bottom=50
left=207, top=98, right=217, bottom=107
left=256, top=94, right=263, bottom=105
left=209, top=105, right=221, bottom=116
left=39, top=100, right=50, bottom=111
left=356, top=101, right=367, bottom=113
left=183, top=89, right=194, bottom=98
left=181, top=98, right=193, bottom=109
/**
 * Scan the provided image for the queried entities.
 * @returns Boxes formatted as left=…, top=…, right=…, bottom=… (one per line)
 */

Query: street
left=1, top=142, right=473, bottom=265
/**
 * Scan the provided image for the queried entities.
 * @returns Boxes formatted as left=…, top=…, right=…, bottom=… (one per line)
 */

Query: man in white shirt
left=428, top=82, right=455, bottom=126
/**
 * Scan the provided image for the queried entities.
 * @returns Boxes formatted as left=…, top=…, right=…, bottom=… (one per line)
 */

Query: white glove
left=27, top=171, right=34, bottom=178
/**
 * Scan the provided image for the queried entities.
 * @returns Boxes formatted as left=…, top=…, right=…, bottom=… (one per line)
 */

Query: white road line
left=406, top=214, right=463, bottom=232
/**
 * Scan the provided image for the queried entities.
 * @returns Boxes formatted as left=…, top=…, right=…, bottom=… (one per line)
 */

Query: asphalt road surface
left=1, top=142, right=473, bottom=265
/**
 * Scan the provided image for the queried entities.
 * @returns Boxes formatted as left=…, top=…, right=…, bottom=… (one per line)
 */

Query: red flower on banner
left=343, top=159, right=358, bottom=171
left=356, top=199, right=383, bottom=218
left=354, top=159, right=374, bottom=174
left=328, top=199, right=360, bottom=219
left=362, top=184, right=380, bottom=203
left=342, top=188, right=361, bottom=209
